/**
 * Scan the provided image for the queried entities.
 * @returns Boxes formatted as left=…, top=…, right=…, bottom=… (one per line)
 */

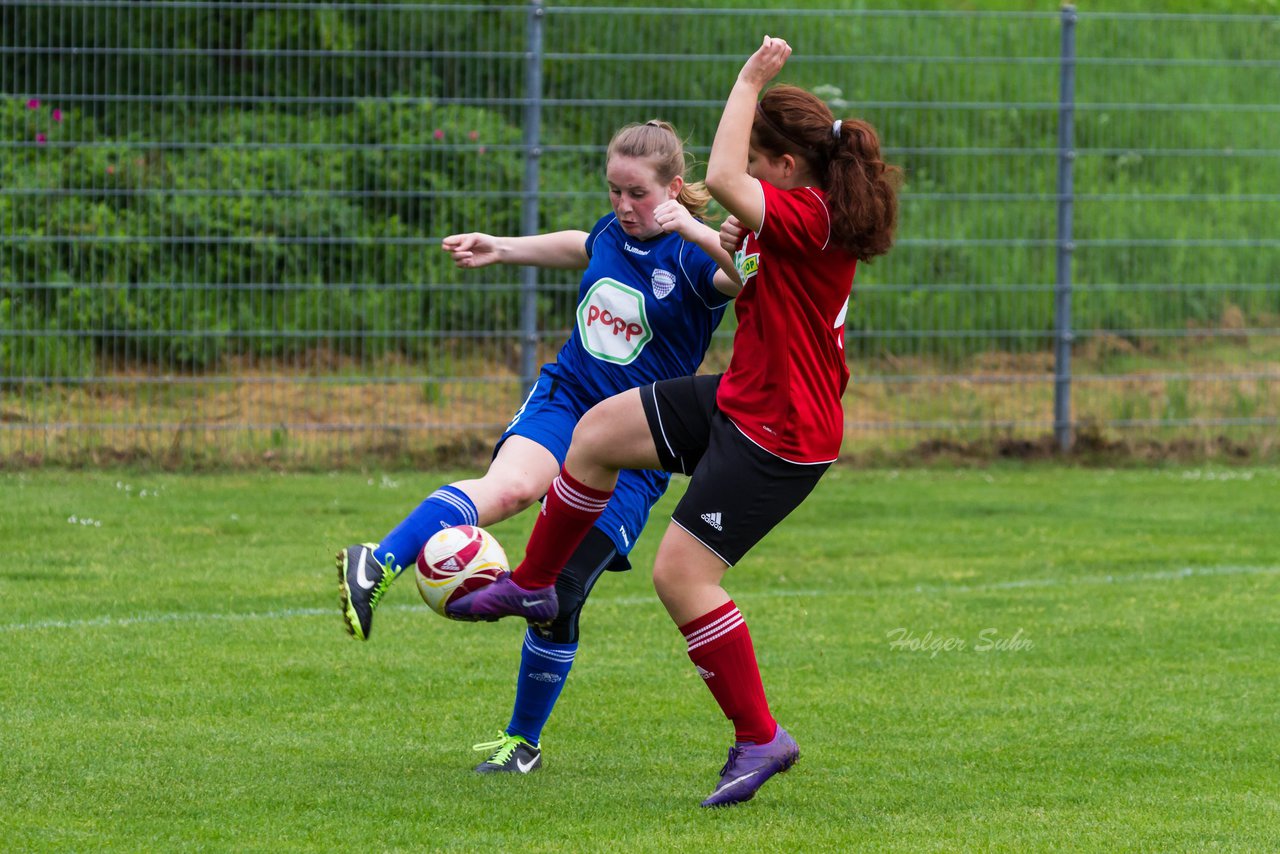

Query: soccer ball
left=415, top=525, right=509, bottom=617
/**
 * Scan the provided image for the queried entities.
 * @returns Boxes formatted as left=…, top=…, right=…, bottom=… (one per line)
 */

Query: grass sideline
left=3, top=465, right=1278, bottom=851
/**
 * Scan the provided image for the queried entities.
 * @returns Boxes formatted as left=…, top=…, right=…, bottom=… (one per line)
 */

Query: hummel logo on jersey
left=623, top=242, right=651, bottom=256
left=701, top=512, right=723, bottom=531
left=696, top=665, right=716, bottom=680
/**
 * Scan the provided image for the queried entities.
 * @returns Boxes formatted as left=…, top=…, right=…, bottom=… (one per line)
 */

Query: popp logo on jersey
left=734, top=246, right=760, bottom=282
left=577, top=278, right=653, bottom=365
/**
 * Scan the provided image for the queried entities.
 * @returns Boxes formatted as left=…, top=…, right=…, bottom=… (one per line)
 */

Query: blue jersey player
left=336, top=120, right=741, bottom=773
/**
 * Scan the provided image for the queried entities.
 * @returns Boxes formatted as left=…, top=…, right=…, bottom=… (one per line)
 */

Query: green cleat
left=337, top=543, right=394, bottom=640
left=472, top=732, right=542, bottom=774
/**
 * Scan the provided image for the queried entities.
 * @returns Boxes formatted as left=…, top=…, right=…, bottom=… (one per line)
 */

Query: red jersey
left=717, top=180, right=857, bottom=464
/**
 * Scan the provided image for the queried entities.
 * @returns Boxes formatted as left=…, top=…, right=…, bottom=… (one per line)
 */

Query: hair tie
left=832, top=119, right=843, bottom=140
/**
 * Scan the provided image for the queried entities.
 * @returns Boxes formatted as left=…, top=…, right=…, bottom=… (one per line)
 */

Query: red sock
left=510, top=466, right=612, bottom=589
left=680, top=601, right=777, bottom=745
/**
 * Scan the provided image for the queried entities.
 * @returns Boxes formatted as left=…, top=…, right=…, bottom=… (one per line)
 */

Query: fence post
left=519, top=0, right=545, bottom=395
left=1054, top=4, right=1077, bottom=453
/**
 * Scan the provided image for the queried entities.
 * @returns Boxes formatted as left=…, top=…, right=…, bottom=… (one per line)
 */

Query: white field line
left=3, top=564, right=1278, bottom=634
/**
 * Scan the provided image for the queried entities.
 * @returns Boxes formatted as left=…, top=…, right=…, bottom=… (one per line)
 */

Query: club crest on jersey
left=650, top=268, right=676, bottom=299
left=734, top=246, right=760, bottom=282
left=577, top=277, right=654, bottom=365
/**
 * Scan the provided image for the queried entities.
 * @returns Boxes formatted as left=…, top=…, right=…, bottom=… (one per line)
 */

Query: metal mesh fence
left=2, top=3, right=1277, bottom=466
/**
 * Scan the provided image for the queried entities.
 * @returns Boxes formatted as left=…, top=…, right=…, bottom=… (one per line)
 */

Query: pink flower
left=36, top=133, right=47, bottom=144
left=52, top=109, right=63, bottom=122
left=433, top=129, right=445, bottom=141
left=106, top=165, right=115, bottom=175
left=468, top=130, right=479, bottom=142
left=477, top=146, right=487, bottom=155
left=26, top=98, right=40, bottom=110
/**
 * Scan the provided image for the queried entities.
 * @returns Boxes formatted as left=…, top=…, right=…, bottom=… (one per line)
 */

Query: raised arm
left=442, top=230, right=590, bottom=270
left=653, top=200, right=742, bottom=297
left=704, top=36, right=792, bottom=233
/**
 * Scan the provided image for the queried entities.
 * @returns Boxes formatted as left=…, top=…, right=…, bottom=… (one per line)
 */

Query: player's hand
left=719, top=215, right=747, bottom=254
left=738, top=35, right=791, bottom=90
left=654, top=199, right=697, bottom=238
left=442, top=232, right=501, bottom=268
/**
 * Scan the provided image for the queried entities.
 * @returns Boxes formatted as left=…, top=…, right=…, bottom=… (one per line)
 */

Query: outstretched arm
left=653, top=200, right=742, bottom=297
left=442, top=230, right=590, bottom=270
left=704, top=36, right=792, bottom=233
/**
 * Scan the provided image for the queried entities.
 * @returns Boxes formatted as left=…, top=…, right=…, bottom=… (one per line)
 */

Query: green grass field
left=3, top=465, right=1278, bottom=851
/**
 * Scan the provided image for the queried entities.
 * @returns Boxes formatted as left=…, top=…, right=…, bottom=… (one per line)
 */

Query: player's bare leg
left=654, top=525, right=798, bottom=807
left=448, top=390, right=661, bottom=622
left=340, top=436, right=558, bottom=639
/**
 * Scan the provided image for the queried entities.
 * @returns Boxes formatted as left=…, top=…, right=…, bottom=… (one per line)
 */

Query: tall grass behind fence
left=2, top=2, right=535, bottom=465
left=1, top=3, right=1277, bottom=466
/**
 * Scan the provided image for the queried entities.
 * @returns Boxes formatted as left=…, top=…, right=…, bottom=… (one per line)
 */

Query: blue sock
left=507, top=629, right=577, bottom=746
left=377, top=485, right=478, bottom=576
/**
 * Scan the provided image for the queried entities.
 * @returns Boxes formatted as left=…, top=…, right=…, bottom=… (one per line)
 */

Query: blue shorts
left=495, top=366, right=670, bottom=557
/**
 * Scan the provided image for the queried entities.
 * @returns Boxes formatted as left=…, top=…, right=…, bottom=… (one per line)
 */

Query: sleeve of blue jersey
left=678, top=239, right=731, bottom=309
left=584, top=213, right=615, bottom=259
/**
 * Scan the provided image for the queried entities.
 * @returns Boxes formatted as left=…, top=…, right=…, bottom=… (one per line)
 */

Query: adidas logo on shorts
left=700, top=512, right=723, bottom=531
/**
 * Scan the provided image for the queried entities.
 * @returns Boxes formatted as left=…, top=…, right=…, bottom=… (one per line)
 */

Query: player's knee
left=533, top=617, right=578, bottom=645
left=568, top=421, right=604, bottom=460
left=652, top=559, right=681, bottom=603
left=569, top=405, right=616, bottom=462
left=535, top=581, right=584, bottom=645
left=484, top=476, right=546, bottom=517
left=555, top=573, right=587, bottom=617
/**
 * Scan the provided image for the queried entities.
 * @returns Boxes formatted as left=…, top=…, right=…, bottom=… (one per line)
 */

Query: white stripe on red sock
left=552, top=476, right=610, bottom=514
left=684, top=608, right=745, bottom=652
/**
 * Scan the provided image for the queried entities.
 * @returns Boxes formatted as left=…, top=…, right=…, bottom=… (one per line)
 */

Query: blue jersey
left=502, top=213, right=730, bottom=555
left=544, top=214, right=729, bottom=403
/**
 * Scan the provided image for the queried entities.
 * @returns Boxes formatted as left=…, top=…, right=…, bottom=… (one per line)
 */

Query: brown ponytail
left=754, top=86, right=902, bottom=261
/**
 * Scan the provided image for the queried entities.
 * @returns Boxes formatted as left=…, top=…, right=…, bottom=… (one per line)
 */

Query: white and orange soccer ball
left=415, top=525, right=509, bottom=617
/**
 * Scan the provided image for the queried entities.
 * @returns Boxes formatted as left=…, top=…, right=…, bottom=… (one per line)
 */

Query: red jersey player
left=449, top=35, right=902, bottom=808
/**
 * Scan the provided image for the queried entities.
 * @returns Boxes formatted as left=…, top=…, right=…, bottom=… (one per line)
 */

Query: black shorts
left=639, top=374, right=830, bottom=566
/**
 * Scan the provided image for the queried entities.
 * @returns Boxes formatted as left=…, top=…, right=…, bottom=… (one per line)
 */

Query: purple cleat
left=446, top=571, right=558, bottom=624
left=700, top=725, right=799, bottom=808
